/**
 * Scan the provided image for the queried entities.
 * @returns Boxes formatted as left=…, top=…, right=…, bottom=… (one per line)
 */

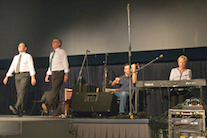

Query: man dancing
left=44, top=38, right=69, bottom=116
left=3, top=43, right=36, bottom=116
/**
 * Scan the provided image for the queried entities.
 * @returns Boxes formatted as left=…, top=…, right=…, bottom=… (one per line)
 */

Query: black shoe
left=9, top=105, right=18, bottom=114
left=53, top=107, right=61, bottom=116
left=18, top=110, right=25, bottom=117
left=53, top=111, right=61, bottom=116
left=18, top=111, right=23, bottom=117
left=119, top=113, right=124, bottom=116
left=118, top=113, right=129, bottom=119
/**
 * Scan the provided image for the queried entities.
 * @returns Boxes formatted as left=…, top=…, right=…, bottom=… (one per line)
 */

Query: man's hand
left=64, top=74, right=68, bottom=82
left=131, top=63, right=136, bottom=73
left=111, top=77, right=120, bottom=86
left=131, top=63, right=138, bottom=84
left=115, top=77, right=120, bottom=84
left=31, top=75, right=36, bottom=86
left=3, top=76, right=8, bottom=85
left=45, top=74, right=50, bottom=82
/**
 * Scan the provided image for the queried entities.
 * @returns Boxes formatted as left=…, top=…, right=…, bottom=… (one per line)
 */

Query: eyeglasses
left=52, top=41, right=59, bottom=43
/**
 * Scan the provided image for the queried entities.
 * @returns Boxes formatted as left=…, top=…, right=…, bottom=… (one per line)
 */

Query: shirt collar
left=19, top=52, right=26, bottom=55
left=54, top=47, right=60, bottom=52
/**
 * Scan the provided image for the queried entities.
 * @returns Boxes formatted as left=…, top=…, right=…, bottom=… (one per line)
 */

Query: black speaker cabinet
left=72, top=84, right=97, bottom=93
left=71, top=92, right=118, bottom=116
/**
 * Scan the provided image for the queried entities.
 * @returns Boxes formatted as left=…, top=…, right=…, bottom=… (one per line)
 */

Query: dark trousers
left=170, top=89, right=190, bottom=107
left=14, top=72, right=30, bottom=112
left=47, top=71, right=64, bottom=115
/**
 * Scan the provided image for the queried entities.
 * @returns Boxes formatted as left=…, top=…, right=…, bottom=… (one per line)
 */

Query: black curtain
left=0, top=61, right=206, bottom=116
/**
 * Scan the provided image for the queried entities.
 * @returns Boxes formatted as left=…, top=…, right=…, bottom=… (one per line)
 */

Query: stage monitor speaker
left=72, top=84, right=97, bottom=93
left=71, top=92, right=118, bottom=116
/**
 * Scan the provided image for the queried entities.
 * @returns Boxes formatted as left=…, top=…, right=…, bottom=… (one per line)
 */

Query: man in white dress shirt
left=44, top=38, right=69, bottom=116
left=3, top=43, right=36, bottom=116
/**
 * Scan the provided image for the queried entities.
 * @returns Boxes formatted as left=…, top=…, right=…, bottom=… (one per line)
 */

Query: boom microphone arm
left=77, top=50, right=90, bottom=93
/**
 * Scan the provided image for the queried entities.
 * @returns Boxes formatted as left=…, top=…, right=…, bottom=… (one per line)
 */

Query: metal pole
left=126, top=3, right=132, bottom=116
left=102, top=53, right=108, bottom=92
left=77, top=50, right=90, bottom=93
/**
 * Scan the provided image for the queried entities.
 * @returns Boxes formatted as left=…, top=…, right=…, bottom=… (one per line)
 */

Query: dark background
left=0, top=0, right=207, bottom=59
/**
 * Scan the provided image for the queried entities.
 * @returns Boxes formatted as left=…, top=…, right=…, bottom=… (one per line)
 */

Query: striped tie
left=49, top=51, right=55, bottom=71
left=16, top=54, right=22, bottom=73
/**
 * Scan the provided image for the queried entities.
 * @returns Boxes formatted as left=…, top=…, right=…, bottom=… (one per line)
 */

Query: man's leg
left=113, top=91, right=121, bottom=113
left=119, top=91, right=129, bottom=113
left=46, top=71, right=64, bottom=115
left=113, top=91, right=129, bottom=114
left=14, top=73, right=29, bottom=115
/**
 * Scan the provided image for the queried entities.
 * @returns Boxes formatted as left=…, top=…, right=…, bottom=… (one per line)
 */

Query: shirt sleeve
left=28, top=54, right=36, bottom=76
left=46, top=52, right=52, bottom=75
left=62, top=50, right=69, bottom=74
left=6, top=57, right=16, bottom=77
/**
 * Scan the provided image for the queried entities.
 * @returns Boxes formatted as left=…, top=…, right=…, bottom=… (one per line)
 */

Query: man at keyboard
left=111, top=63, right=137, bottom=116
left=169, top=55, right=192, bottom=107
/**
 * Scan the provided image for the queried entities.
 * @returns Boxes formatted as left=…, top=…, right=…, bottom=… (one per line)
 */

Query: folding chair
left=30, top=91, right=51, bottom=115
left=62, top=88, right=72, bottom=116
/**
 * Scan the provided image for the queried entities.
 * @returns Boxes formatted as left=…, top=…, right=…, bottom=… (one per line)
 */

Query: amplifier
left=71, top=92, right=118, bottom=117
left=168, top=109, right=205, bottom=138
left=72, top=84, right=97, bottom=93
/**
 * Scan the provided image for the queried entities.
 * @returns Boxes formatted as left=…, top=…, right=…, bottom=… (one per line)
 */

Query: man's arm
left=28, top=55, right=36, bottom=86
left=45, top=53, right=52, bottom=82
left=28, top=55, right=36, bottom=76
left=131, top=64, right=137, bottom=84
left=64, top=73, right=68, bottom=82
left=111, top=77, right=120, bottom=86
left=3, top=57, right=16, bottom=85
left=62, top=50, right=69, bottom=82
left=45, top=74, right=50, bottom=82
left=3, top=76, right=9, bottom=85
left=31, top=75, right=36, bottom=86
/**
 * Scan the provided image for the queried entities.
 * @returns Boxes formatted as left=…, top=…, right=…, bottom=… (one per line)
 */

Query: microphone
left=87, top=50, right=90, bottom=53
left=156, top=54, right=163, bottom=59
left=126, top=3, right=130, bottom=12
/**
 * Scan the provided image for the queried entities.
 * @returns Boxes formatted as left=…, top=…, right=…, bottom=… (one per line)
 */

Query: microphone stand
left=133, top=54, right=163, bottom=115
left=134, top=54, right=163, bottom=73
left=126, top=3, right=133, bottom=116
left=77, top=50, right=90, bottom=93
left=102, top=53, right=108, bottom=92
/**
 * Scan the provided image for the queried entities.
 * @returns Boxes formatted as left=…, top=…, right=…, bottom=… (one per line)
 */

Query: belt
left=52, top=70, right=64, bottom=73
left=15, top=72, right=29, bottom=74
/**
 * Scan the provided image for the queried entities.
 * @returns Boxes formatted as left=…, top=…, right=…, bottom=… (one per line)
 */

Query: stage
left=68, top=118, right=151, bottom=138
left=0, top=115, right=152, bottom=138
left=0, top=115, right=70, bottom=138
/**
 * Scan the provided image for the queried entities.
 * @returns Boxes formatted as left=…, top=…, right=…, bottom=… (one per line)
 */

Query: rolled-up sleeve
left=46, top=52, right=52, bottom=75
left=28, top=55, right=36, bottom=76
left=62, top=50, right=69, bottom=73
left=6, top=58, right=16, bottom=77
